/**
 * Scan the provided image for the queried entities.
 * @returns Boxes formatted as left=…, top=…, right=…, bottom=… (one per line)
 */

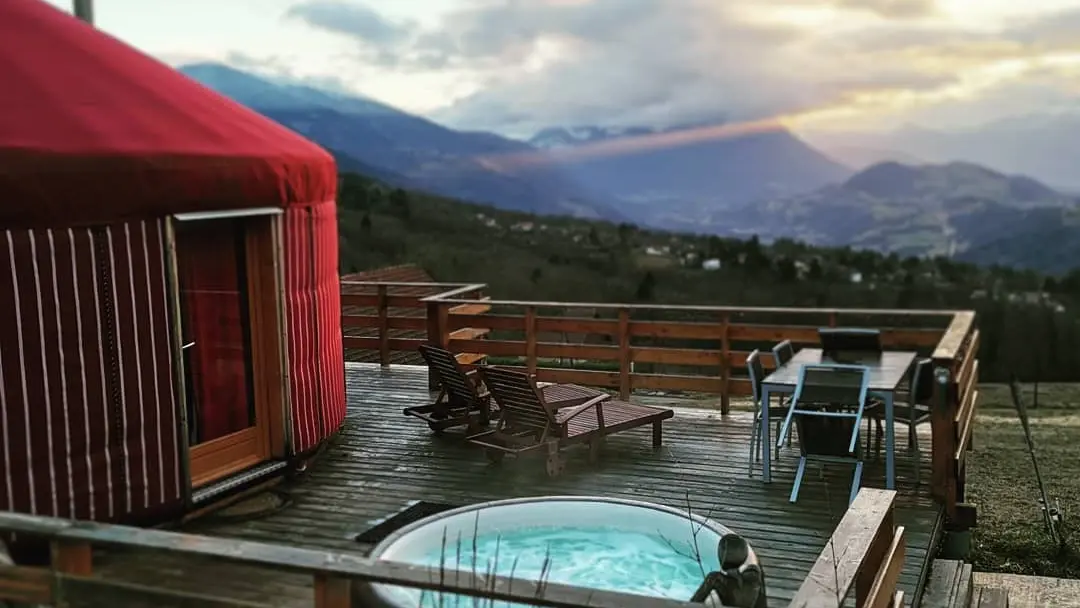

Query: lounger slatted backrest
left=418, top=345, right=480, bottom=405
left=478, top=367, right=554, bottom=435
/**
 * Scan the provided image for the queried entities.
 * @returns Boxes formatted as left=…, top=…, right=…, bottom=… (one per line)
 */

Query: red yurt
left=0, top=0, right=346, bottom=525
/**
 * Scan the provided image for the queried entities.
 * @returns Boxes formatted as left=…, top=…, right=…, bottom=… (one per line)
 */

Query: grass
left=968, top=383, right=1080, bottom=577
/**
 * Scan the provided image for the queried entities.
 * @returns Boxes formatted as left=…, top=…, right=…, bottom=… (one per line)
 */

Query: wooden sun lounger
left=469, top=366, right=674, bottom=476
left=406, top=345, right=607, bottom=433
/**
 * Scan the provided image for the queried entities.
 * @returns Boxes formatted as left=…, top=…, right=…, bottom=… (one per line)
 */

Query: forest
left=336, top=172, right=1080, bottom=384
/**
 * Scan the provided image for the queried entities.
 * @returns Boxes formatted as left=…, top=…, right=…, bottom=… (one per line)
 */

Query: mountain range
left=180, top=64, right=624, bottom=220
left=179, top=63, right=847, bottom=225
left=180, top=63, right=1080, bottom=274
left=715, top=161, right=1080, bottom=268
left=526, top=124, right=850, bottom=230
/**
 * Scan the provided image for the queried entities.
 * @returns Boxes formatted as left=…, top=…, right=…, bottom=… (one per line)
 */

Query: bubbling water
left=411, top=525, right=707, bottom=608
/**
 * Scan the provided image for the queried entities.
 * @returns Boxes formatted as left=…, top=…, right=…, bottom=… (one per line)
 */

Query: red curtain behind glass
left=175, top=220, right=251, bottom=443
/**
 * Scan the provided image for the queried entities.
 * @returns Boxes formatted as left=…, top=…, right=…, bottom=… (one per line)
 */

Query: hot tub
left=356, top=496, right=766, bottom=608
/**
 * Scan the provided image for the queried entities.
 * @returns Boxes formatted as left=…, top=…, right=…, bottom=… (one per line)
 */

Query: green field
left=969, top=384, right=1080, bottom=578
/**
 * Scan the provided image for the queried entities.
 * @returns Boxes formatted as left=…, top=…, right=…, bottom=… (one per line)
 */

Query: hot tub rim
left=363, top=495, right=759, bottom=607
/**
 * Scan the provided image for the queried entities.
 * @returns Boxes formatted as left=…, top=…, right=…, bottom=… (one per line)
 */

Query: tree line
left=336, top=172, right=1080, bottom=384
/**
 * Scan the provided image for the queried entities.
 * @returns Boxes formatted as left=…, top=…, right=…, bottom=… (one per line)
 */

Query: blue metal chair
left=769, top=340, right=796, bottom=446
left=746, top=350, right=789, bottom=476
left=895, top=357, right=934, bottom=486
left=817, top=327, right=883, bottom=358
left=771, top=339, right=795, bottom=369
left=777, top=363, right=874, bottom=505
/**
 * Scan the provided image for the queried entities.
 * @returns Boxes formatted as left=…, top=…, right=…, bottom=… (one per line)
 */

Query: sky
left=44, top=0, right=1080, bottom=139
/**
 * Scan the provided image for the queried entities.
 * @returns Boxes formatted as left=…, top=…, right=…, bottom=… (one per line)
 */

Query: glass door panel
left=174, top=218, right=256, bottom=445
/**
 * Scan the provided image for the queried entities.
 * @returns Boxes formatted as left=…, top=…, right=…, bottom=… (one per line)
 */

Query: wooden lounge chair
left=405, top=344, right=492, bottom=433
left=469, top=366, right=674, bottom=476
left=408, top=345, right=606, bottom=434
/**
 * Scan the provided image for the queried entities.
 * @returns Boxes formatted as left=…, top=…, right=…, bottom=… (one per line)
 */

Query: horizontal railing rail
left=790, top=488, right=906, bottom=608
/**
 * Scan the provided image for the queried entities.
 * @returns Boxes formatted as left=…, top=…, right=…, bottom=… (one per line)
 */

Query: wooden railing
left=931, top=311, right=980, bottom=525
left=429, top=298, right=948, bottom=410
left=791, top=488, right=906, bottom=608
left=339, top=279, right=978, bottom=522
left=0, top=495, right=904, bottom=608
left=340, top=281, right=489, bottom=366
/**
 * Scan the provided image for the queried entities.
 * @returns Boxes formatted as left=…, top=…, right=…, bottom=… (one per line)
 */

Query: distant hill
left=805, top=113, right=1080, bottom=192
left=527, top=123, right=851, bottom=229
left=713, top=161, right=1080, bottom=268
left=812, top=144, right=925, bottom=170
left=179, top=63, right=623, bottom=220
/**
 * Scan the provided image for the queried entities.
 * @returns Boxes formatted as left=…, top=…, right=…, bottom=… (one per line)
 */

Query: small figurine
left=689, top=533, right=767, bottom=608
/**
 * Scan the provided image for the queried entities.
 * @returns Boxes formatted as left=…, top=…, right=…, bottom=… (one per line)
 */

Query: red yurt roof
left=0, top=0, right=336, bottom=228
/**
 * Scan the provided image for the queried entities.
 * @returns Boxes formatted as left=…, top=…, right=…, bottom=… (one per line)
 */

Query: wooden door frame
left=166, top=211, right=288, bottom=490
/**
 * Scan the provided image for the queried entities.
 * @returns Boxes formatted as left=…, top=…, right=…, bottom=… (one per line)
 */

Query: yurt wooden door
left=168, top=212, right=286, bottom=488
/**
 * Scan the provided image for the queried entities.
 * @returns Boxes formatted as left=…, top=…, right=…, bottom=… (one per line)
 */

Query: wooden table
left=758, top=348, right=917, bottom=488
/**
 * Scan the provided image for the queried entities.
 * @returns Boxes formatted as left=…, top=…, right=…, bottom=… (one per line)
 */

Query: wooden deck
left=96, top=363, right=944, bottom=606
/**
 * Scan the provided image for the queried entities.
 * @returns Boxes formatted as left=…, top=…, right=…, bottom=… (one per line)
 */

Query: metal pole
left=73, top=0, right=94, bottom=25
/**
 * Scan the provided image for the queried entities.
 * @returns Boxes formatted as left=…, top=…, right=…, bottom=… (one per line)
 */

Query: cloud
left=284, top=0, right=1080, bottom=136
left=223, top=51, right=358, bottom=95
left=1007, top=7, right=1080, bottom=48
left=285, top=0, right=416, bottom=46
left=831, top=0, right=939, bottom=19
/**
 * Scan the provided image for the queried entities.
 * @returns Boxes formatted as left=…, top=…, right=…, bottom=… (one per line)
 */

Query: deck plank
left=95, top=363, right=943, bottom=607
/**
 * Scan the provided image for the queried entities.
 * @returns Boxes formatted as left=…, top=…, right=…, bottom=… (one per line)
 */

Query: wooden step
left=455, top=352, right=487, bottom=366
left=972, top=585, right=1009, bottom=607
left=449, top=301, right=491, bottom=316
left=922, top=559, right=973, bottom=608
left=449, top=327, right=491, bottom=340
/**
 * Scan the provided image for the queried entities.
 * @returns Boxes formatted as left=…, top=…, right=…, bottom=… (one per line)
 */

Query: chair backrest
left=418, top=344, right=481, bottom=405
left=909, top=358, right=935, bottom=405
left=746, top=350, right=765, bottom=405
left=818, top=327, right=883, bottom=361
left=477, top=367, right=554, bottom=434
left=792, top=364, right=870, bottom=409
left=789, top=364, right=871, bottom=456
left=772, top=340, right=795, bottom=367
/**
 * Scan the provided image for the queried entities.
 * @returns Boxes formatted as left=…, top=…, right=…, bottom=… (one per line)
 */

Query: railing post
left=855, top=504, right=896, bottom=606
left=791, top=488, right=901, bottom=607
left=618, top=308, right=631, bottom=400
left=313, top=573, right=351, bottom=608
left=51, top=539, right=92, bottom=576
left=720, top=312, right=731, bottom=415
left=377, top=284, right=389, bottom=367
left=426, top=300, right=449, bottom=390
left=930, top=364, right=956, bottom=513
left=525, top=306, right=537, bottom=377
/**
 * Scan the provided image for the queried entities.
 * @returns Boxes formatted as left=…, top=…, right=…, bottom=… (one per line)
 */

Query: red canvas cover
left=284, top=201, right=346, bottom=454
left=312, top=202, right=347, bottom=437
left=0, top=0, right=336, bottom=229
left=0, top=222, right=181, bottom=522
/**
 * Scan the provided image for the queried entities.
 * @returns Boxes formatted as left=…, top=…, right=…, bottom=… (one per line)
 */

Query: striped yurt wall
left=0, top=221, right=183, bottom=523
left=283, top=200, right=346, bottom=454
